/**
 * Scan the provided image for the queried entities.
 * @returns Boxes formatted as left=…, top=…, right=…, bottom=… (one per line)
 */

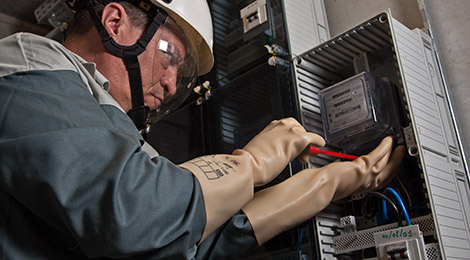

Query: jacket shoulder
left=0, top=32, right=78, bottom=77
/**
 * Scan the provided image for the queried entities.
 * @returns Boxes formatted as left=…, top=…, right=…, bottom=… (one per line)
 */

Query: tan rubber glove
left=242, top=136, right=406, bottom=245
left=179, top=117, right=325, bottom=241
left=233, top=117, right=326, bottom=186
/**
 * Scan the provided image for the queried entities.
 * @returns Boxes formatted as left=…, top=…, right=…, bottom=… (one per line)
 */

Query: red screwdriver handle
left=310, top=146, right=359, bottom=160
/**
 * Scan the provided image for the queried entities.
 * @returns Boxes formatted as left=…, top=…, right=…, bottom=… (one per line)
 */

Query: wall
left=0, top=13, right=49, bottom=39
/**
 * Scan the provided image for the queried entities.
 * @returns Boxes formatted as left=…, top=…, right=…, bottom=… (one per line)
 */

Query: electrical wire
left=296, top=229, right=304, bottom=252
left=383, top=187, right=412, bottom=226
left=397, top=176, right=413, bottom=210
left=362, top=191, right=403, bottom=227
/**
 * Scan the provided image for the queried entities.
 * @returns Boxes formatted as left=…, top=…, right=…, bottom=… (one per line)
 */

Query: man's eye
left=163, top=50, right=171, bottom=58
left=170, top=55, right=182, bottom=66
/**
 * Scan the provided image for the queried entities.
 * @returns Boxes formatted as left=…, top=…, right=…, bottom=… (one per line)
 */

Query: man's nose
left=161, top=67, right=178, bottom=96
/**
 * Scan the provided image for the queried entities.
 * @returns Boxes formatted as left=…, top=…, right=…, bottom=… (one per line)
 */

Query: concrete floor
left=324, top=0, right=470, bottom=170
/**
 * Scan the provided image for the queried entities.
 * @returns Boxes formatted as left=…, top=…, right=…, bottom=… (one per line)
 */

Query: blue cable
left=383, top=187, right=412, bottom=226
left=297, top=229, right=304, bottom=251
left=382, top=199, right=389, bottom=222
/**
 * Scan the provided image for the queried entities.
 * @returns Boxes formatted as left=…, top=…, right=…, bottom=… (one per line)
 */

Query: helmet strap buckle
left=127, top=105, right=150, bottom=131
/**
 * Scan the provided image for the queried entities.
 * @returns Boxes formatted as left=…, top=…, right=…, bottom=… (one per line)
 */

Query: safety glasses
left=147, top=17, right=199, bottom=123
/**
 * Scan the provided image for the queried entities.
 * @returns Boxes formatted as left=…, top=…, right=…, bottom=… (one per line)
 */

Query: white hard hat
left=150, top=0, right=214, bottom=75
left=66, top=0, right=215, bottom=126
left=67, top=0, right=214, bottom=75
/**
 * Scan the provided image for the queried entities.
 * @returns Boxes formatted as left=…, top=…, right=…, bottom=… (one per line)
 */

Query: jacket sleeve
left=196, top=212, right=259, bottom=259
left=0, top=69, right=206, bottom=259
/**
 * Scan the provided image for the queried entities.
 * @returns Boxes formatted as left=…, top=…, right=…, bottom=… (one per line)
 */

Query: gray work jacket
left=0, top=33, right=257, bottom=259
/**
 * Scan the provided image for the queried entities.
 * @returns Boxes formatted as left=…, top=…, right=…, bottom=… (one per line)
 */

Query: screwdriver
left=310, top=146, right=359, bottom=160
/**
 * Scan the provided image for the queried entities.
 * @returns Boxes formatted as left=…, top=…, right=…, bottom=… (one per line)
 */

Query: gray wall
left=324, top=0, right=470, bottom=168
left=0, top=0, right=50, bottom=39
left=0, top=13, right=49, bottom=39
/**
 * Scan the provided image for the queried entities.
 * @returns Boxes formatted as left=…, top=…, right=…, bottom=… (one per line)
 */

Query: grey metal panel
left=391, top=17, right=470, bottom=259
left=282, top=0, right=330, bottom=57
left=416, top=29, right=461, bottom=156
left=315, top=213, right=342, bottom=260
left=436, top=95, right=459, bottom=149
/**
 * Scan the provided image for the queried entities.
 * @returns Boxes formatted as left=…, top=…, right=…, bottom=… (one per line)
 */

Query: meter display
left=319, top=72, right=402, bottom=155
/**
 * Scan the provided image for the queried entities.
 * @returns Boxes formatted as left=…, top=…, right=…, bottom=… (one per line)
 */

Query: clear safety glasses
left=147, top=17, right=199, bottom=123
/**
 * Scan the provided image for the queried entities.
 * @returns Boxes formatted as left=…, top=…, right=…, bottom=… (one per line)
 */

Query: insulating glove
left=242, top=136, right=406, bottom=245
left=179, top=117, right=325, bottom=241
left=233, top=117, right=326, bottom=186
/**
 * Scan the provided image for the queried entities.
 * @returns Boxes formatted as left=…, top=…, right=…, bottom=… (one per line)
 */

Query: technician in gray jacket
left=0, top=0, right=404, bottom=259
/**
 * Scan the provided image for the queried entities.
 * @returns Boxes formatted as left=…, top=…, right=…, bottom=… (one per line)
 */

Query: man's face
left=140, top=27, right=186, bottom=111
left=108, top=25, right=186, bottom=113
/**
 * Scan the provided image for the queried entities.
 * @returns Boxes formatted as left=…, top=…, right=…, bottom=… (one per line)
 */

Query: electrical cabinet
left=294, top=11, right=470, bottom=260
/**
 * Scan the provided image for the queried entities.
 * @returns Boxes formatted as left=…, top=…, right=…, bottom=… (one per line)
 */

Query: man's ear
left=100, top=3, right=131, bottom=44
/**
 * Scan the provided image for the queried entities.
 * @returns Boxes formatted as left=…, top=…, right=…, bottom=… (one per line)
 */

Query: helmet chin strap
left=85, top=0, right=168, bottom=131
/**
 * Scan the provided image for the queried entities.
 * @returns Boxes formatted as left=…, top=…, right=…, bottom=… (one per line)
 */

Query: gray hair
left=67, top=1, right=149, bottom=36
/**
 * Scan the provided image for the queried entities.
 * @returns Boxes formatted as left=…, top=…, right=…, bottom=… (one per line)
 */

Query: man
left=0, top=0, right=404, bottom=259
